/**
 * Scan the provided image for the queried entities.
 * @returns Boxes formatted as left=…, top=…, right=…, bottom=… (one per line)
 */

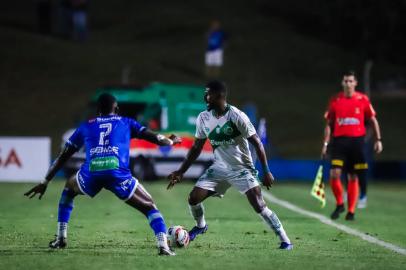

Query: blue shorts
left=75, top=169, right=138, bottom=200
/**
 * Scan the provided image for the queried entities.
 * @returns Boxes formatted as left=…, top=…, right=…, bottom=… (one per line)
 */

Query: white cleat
left=357, top=196, right=367, bottom=209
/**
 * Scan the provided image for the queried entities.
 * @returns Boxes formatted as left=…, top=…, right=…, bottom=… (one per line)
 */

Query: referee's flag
left=311, top=165, right=326, bottom=208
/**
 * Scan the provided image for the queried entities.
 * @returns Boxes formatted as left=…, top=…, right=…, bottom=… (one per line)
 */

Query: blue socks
left=55, top=189, right=169, bottom=249
left=57, top=188, right=76, bottom=238
left=147, top=209, right=169, bottom=248
left=147, top=209, right=167, bottom=235
left=58, top=188, right=75, bottom=223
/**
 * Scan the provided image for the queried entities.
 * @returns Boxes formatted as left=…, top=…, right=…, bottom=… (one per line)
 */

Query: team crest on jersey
left=224, top=126, right=233, bottom=135
left=355, top=107, right=360, bottom=114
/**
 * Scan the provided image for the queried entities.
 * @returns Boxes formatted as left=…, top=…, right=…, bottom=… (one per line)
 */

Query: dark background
left=1, top=0, right=405, bottom=159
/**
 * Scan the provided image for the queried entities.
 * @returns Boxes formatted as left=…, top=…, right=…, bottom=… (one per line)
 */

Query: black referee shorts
left=329, top=136, right=368, bottom=173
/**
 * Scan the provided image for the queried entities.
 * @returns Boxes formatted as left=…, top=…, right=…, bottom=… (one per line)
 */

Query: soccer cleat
left=49, top=236, right=67, bottom=249
left=345, top=212, right=355, bottom=221
left=330, top=204, right=345, bottom=220
left=188, top=224, right=208, bottom=241
left=158, top=247, right=176, bottom=256
left=279, top=242, right=293, bottom=250
left=357, top=196, right=367, bottom=209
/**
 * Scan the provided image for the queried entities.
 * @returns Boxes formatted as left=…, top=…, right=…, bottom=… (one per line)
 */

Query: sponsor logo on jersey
left=89, top=156, right=119, bottom=171
left=90, top=146, right=119, bottom=156
left=337, top=117, right=360, bottom=126
left=210, top=138, right=236, bottom=146
left=97, top=116, right=122, bottom=122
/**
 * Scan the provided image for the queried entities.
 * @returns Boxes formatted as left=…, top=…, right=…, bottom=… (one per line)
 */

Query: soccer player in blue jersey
left=24, top=93, right=180, bottom=256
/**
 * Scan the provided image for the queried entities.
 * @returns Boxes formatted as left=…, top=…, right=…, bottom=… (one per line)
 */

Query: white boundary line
left=262, top=191, right=406, bottom=256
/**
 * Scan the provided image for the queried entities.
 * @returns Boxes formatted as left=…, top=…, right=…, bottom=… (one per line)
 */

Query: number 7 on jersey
left=99, top=123, right=112, bottom=145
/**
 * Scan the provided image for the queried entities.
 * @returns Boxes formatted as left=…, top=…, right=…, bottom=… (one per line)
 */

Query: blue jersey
left=66, top=115, right=146, bottom=179
left=207, top=30, right=225, bottom=51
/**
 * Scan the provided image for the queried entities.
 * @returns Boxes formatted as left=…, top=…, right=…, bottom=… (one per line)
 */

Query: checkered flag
left=311, top=165, right=326, bottom=208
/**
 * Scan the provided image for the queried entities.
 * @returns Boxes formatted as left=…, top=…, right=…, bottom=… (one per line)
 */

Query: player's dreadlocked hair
left=97, top=93, right=117, bottom=115
left=205, top=80, right=227, bottom=96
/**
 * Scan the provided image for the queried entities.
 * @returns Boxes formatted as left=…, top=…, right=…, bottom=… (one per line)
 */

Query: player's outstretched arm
left=24, top=145, right=77, bottom=200
left=248, top=134, right=274, bottom=190
left=138, top=129, right=182, bottom=146
left=167, top=138, right=206, bottom=189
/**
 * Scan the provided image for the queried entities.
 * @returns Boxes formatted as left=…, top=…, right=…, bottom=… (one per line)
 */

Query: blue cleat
left=279, top=242, right=293, bottom=250
left=188, top=225, right=208, bottom=241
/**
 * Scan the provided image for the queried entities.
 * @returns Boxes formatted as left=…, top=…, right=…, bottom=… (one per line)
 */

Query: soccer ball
left=167, top=225, right=190, bottom=248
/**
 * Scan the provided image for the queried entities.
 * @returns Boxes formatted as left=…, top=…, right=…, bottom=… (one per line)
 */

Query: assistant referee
left=321, top=71, right=383, bottom=221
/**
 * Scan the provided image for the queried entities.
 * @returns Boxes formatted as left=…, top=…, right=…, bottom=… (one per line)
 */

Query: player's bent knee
left=125, top=194, right=157, bottom=216
left=188, top=190, right=205, bottom=206
left=188, top=193, right=199, bottom=206
left=65, top=177, right=81, bottom=196
left=188, top=187, right=214, bottom=205
left=246, top=188, right=266, bottom=213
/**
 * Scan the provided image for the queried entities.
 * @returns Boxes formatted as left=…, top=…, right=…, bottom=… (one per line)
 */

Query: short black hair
left=97, top=93, right=117, bottom=115
left=343, top=70, right=357, bottom=80
left=205, top=80, right=227, bottom=96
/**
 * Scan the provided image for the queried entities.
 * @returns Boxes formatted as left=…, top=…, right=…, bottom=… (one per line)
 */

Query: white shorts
left=195, top=165, right=260, bottom=196
left=205, top=49, right=223, bottom=66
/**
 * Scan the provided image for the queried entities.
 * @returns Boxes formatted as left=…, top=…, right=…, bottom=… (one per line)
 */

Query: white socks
left=57, top=222, right=68, bottom=238
left=189, top=203, right=291, bottom=244
left=189, top=203, right=206, bottom=228
left=156, top=232, right=170, bottom=249
left=259, top=207, right=291, bottom=244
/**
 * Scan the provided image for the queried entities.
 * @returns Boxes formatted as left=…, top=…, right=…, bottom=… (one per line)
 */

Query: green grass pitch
left=1, top=180, right=406, bottom=269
